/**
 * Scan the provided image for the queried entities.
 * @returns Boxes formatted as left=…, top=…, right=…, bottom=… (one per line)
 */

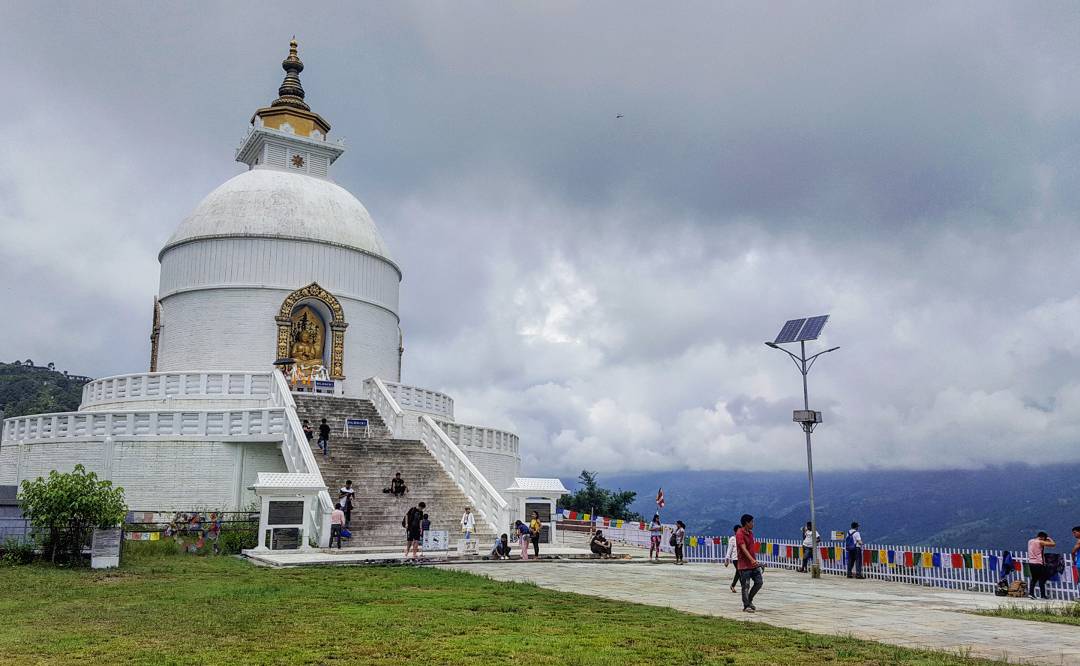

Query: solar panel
left=774, top=318, right=806, bottom=344
left=796, top=315, right=830, bottom=341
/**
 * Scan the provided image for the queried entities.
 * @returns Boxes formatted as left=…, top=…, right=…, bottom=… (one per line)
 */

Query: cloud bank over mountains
left=4, top=3, right=1080, bottom=474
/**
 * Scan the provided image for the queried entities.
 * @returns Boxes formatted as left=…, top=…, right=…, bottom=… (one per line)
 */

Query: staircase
left=293, top=394, right=497, bottom=549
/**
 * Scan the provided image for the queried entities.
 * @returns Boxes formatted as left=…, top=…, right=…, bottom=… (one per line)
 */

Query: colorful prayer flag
left=656, top=487, right=665, bottom=508
left=921, top=552, right=934, bottom=568
left=689, top=536, right=698, bottom=547
left=932, top=553, right=942, bottom=568
left=961, top=553, right=972, bottom=569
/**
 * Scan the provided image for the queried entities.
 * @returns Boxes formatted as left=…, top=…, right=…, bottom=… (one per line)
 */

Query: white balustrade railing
left=434, top=420, right=519, bottom=456
left=382, top=381, right=454, bottom=419
left=270, top=371, right=333, bottom=547
left=419, top=415, right=509, bottom=534
left=82, top=371, right=273, bottom=410
left=2, top=408, right=287, bottom=443
left=363, top=377, right=405, bottom=437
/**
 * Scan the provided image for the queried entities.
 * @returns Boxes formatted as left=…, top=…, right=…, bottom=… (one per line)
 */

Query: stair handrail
left=363, top=377, right=405, bottom=438
left=270, top=370, right=334, bottom=547
left=418, top=414, right=509, bottom=535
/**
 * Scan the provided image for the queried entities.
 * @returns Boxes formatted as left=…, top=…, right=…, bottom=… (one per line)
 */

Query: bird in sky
left=616, top=114, right=624, bottom=118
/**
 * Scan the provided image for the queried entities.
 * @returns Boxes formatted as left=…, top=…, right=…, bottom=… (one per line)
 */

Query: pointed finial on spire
left=272, top=37, right=310, bottom=111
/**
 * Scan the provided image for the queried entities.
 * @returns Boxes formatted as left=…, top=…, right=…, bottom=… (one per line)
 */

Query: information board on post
left=91, top=527, right=122, bottom=569
left=344, top=418, right=369, bottom=437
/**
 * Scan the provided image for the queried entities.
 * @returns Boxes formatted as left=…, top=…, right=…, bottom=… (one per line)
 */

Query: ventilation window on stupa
left=291, top=154, right=305, bottom=168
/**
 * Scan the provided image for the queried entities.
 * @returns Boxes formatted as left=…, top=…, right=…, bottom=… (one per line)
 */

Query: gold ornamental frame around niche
left=275, top=282, right=348, bottom=380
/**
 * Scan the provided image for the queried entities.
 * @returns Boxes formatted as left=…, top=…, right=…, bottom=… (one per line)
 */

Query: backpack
left=844, top=530, right=857, bottom=550
left=668, top=533, right=677, bottom=547
left=994, top=581, right=1009, bottom=597
left=1007, top=580, right=1026, bottom=598
left=1044, top=552, right=1065, bottom=576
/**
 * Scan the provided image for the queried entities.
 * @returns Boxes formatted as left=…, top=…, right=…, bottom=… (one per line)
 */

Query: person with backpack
left=724, top=524, right=740, bottom=593
left=799, top=521, right=819, bottom=573
left=402, top=501, right=426, bottom=560
left=845, top=522, right=864, bottom=579
left=672, top=520, right=686, bottom=565
left=1027, top=531, right=1057, bottom=599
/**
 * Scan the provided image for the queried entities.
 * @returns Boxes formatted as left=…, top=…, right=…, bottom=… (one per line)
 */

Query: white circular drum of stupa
left=155, top=167, right=402, bottom=397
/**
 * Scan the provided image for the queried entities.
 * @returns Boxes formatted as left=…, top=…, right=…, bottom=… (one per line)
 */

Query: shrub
left=18, top=464, right=127, bottom=565
left=218, top=525, right=258, bottom=554
left=0, top=538, right=35, bottom=566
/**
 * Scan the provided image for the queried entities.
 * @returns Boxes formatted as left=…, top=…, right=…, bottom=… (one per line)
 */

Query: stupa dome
left=160, top=168, right=391, bottom=261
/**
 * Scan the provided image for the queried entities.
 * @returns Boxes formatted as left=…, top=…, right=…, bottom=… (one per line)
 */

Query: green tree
left=557, top=470, right=643, bottom=521
left=18, top=465, right=127, bottom=564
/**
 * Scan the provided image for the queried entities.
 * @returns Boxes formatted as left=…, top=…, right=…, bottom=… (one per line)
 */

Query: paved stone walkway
left=439, top=560, right=1080, bottom=664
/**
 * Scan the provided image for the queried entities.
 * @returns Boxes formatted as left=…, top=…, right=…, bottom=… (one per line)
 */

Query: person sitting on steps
left=590, top=531, right=613, bottom=558
left=387, top=472, right=407, bottom=497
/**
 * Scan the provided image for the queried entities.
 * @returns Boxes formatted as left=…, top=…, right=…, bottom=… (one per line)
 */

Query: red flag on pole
left=656, top=488, right=665, bottom=508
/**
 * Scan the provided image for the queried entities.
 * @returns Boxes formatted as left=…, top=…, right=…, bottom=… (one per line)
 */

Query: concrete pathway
left=438, top=560, right=1080, bottom=665
left=244, top=544, right=597, bottom=567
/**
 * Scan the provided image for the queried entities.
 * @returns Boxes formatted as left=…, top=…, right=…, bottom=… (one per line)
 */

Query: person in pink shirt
left=329, top=503, right=346, bottom=549
left=1027, top=531, right=1056, bottom=599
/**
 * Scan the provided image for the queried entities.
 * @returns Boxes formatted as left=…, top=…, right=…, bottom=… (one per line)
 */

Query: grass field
left=975, top=601, right=1080, bottom=626
left=0, top=552, right=995, bottom=665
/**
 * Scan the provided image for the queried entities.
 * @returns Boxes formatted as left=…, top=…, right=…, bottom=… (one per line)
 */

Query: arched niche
left=275, top=283, right=348, bottom=379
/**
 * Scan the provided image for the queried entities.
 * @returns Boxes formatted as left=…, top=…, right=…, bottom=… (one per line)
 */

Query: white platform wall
left=0, top=439, right=286, bottom=511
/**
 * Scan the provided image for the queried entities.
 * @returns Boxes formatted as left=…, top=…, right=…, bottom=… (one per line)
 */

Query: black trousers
left=1028, top=563, right=1049, bottom=597
left=674, top=544, right=684, bottom=562
left=531, top=533, right=540, bottom=557
left=847, top=548, right=863, bottom=576
left=330, top=524, right=342, bottom=549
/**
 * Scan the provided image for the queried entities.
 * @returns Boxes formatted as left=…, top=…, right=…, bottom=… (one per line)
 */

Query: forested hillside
left=0, top=362, right=90, bottom=418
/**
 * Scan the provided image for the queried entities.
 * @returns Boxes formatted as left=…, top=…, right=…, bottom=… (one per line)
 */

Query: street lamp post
left=766, top=315, right=838, bottom=579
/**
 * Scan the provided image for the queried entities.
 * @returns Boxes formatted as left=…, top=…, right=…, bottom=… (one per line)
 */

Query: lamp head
left=765, top=342, right=779, bottom=349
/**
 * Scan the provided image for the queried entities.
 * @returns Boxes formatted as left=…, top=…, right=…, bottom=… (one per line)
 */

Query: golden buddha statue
left=289, top=306, right=325, bottom=374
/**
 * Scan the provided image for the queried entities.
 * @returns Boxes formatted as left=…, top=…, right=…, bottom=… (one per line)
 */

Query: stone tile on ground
left=436, top=560, right=1080, bottom=665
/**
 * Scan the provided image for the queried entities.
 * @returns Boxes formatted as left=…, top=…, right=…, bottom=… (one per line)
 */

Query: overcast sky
left=4, top=2, right=1080, bottom=474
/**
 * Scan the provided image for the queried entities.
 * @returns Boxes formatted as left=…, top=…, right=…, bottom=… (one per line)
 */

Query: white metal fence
left=565, top=517, right=1079, bottom=601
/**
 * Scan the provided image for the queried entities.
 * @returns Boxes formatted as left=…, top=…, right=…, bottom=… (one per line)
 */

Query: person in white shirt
left=724, top=524, right=740, bottom=593
left=338, top=480, right=355, bottom=527
left=799, top=521, right=820, bottom=573
left=846, top=521, right=865, bottom=579
left=460, top=507, right=476, bottom=541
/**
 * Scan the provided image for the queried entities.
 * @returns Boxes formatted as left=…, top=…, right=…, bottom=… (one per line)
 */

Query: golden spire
left=251, top=38, right=331, bottom=138
left=272, top=38, right=310, bottom=111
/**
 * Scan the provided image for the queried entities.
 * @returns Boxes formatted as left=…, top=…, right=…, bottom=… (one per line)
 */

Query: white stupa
left=0, top=42, right=553, bottom=549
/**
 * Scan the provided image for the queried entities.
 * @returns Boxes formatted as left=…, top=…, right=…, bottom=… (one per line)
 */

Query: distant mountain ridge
left=561, top=466, right=1080, bottom=550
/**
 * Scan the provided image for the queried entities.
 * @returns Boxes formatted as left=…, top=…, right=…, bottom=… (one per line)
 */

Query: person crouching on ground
left=649, top=513, right=662, bottom=561
left=329, top=503, right=345, bottom=549
left=736, top=513, right=763, bottom=613
left=724, top=524, right=740, bottom=593
left=390, top=473, right=407, bottom=497
left=514, top=520, right=531, bottom=560
left=590, top=530, right=613, bottom=558
left=491, top=533, right=511, bottom=560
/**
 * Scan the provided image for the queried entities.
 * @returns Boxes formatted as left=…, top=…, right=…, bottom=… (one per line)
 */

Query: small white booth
left=248, top=472, right=327, bottom=552
left=504, top=478, right=569, bottom=545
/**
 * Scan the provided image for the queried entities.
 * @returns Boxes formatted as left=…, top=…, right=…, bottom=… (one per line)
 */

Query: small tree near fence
left=18, top=464, right=127, bottom=564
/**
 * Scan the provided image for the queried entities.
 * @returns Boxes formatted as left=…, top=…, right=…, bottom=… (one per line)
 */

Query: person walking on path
left=329, top=503, right=345, bottom=549
left=799, top=521, right=819, bottom=573
left=529, top=511, right=543, bottom=558
left=339, top=480, right=355, bottom=527
left=317, top=418, right=331, bottom=457
left=673, top=520, right=686, bottom=565
left=460, top=507, right=475, bottom=542
left=846, top=522, right=865, bottom=579
left=1027, top=531, right=1057, bottom=599
left=725, top=524, right=740, bottom=593
left=402, top=502, right=426, bottom=560
left=649, top=513, right=663, bottom=561
left=736, top=514, right=763, bottom=613
left=302, top=419, right=313, bottom=444
left=514, top=520, right=531, bottom=560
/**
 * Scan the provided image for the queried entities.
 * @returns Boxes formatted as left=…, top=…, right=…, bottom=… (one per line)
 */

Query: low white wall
left=0, top=439, right=287, bottom=511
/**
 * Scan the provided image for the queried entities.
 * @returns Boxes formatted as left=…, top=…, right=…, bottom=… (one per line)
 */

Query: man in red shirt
left=736, top=513, right=763, bottom=613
